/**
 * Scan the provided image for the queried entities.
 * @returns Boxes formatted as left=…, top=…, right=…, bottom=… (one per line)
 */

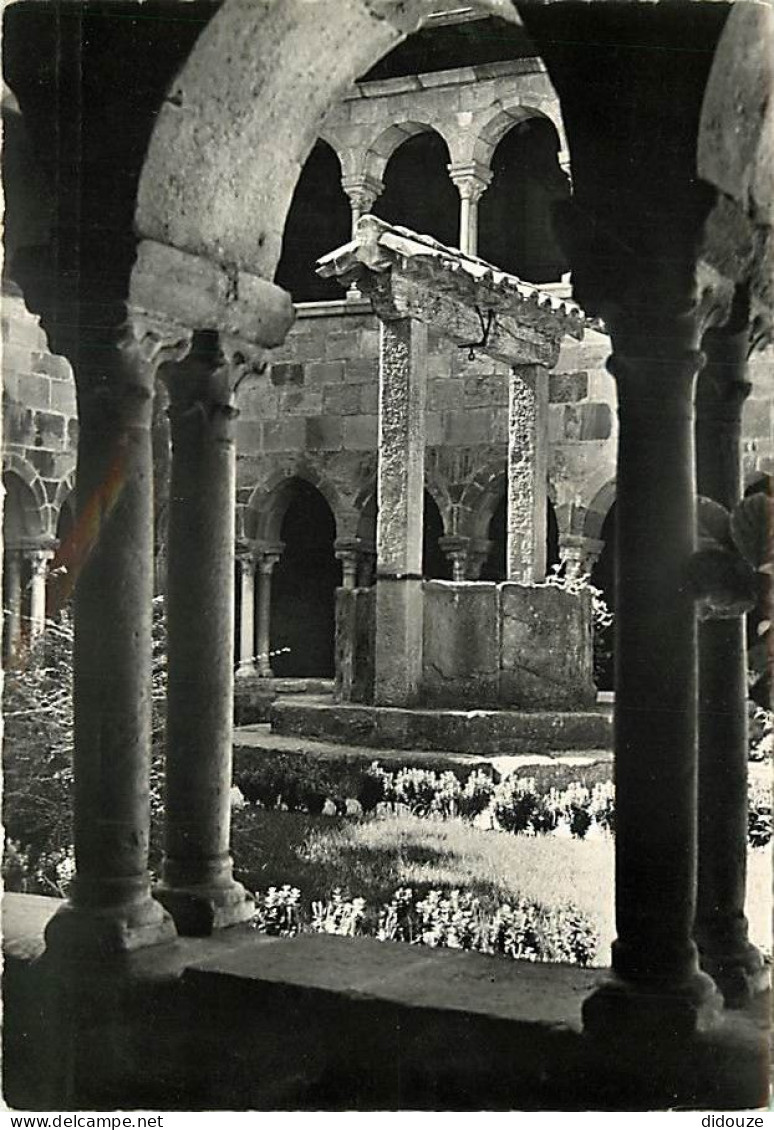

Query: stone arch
left=134, top=0, right=517, bottom=282
left=52, top=469, right=77, bottom=521
left=582, top=477, right=617, bottom=540
left=248, top=464, right=343, bottom=544
left=460, top=461, right=507, bottom=540
left=2, top=453, right=49, bottom=540
left=477, top=108, right=569, bottom=283
left=473, top=104, right=565, bottom=171
left=362, top=120, right=451, bottom=185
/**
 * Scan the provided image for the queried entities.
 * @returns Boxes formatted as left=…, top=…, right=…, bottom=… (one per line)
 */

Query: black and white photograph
left=0, top=0, right=771, bottom=1114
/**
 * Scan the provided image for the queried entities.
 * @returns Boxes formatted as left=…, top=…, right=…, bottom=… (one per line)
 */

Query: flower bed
left=251, top=882, right=599, bottom=966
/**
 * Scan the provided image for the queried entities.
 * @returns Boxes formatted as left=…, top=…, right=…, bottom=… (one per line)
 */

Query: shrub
left=493, top=777, right=556, bottom=836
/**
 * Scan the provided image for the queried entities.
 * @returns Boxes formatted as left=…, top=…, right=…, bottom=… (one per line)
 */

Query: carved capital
left=341, top=174, right=384, bottom=215
left=447, top=162, right=493, bottom=204
left=125, top=309, right=193, bottom=373
left=26, top=545, right=56, bottom=577
left=163, top=330, right=268, bottom=418
left=256, top=541, right=285, bottom=575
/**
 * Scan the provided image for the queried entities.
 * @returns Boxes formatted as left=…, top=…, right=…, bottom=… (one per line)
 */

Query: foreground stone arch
left=135, top=0, right=518, bottom=284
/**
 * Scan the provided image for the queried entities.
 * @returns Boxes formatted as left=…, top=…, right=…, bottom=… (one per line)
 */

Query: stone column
left=255, top=545, right=283, bottom=678
left=27, top=546, right=54, bottom=641
left=342, top=175, right=384, bottom=237
left=4, top=547, right=23, bottom=662
left=342, top=175, right=384, bottom=299
left=335, top=538, right=362, bottom=589
left=374, top=317, right=428, bottom=705
left=583, top=307, right=722, bottom=1038
left=156, top=332, right=257, bottom=934
left=508, top=364, right=549, bottom=583
left=236, top=547, right=256, bottom=677
left=694, top=323, right=767, bottom=1006
left=45, top=315, right=188, bottom=956
left=448, top=163, right=492, bottom=257
left=558, top=535, right=604, bottom=581
left=438, top=535, right=471, bottom=582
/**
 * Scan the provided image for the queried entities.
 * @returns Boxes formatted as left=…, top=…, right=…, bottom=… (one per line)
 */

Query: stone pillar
left=508, top=364, right=549, bottom=583
left=342, top=175, right=384, bottom=237
left=4, top=547, right=23, bottom=662
left=236, top=547, right=256, bottom=677
left=374, top=316, right=427, bottom=705
left=335, top=538, right=362, bottom=590
left=27, top=546, right=54, bottom=640
left=255, top=545, right=283, bottom=678
left=156, top=332, right=257, bottom=935
left=583, top=308, right=722, bottom=1038
left=438, top=535, right=471, bottom=582
left=45, top=315, right=189, bottom=956
left=448, top=163, right=492, bottom=257
left=558, top=535, right=604, bottom=581
left=694, top=323, right=767, bottom=1006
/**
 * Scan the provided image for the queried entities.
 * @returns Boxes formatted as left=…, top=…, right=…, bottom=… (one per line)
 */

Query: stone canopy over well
left=319, top=215, right=594, bottom=710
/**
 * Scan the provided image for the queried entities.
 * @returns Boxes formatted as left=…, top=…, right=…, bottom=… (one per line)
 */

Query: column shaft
left=694, top=326, right=766, bottom=1005
left=374, top=317, right=427, bottom=706
left=583, top=316, right=721, bottom=1037
left=157, top=334, right=253, bottom=934
left=236, top=554, right=256, bottom=676
left=5, top=549, right=23, bottom=662
left=28, top=550, right=52, bottom=640
left=508, top=365, right=549, bottom=583
left=45, top=323, right=176, bottom=955
left=459, top=196, right=472, bottom=256
left=256, top=553, right=280, bottom=678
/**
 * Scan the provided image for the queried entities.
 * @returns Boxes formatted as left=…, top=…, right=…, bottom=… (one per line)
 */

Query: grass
left=231, top=806, right=772, bottom=966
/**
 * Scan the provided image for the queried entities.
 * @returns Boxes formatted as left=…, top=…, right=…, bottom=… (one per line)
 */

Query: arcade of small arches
left=276, top=107, right=569, bottom=304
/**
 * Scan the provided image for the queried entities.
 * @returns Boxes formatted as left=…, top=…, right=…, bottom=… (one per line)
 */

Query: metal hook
left=459, top=306, right=495, bottom=361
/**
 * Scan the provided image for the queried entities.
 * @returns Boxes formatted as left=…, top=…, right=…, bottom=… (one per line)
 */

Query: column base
left=583, top=970, right=723, bottom=1043
left=154, top=879, right=255, bottom=936
left=235, top=661, right=257, bottom=678
left=699, top=942, right=771, bottom=1009
left=44, top=894, right=177, bottom=958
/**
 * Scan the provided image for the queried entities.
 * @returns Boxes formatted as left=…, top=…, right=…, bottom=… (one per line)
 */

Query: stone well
left=336, top=579, right=595, bottom=711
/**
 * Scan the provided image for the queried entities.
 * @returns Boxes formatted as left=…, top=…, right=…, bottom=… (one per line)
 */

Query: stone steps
left=233, top=722, right=612, bottom=779
left=270, top=695, right=613, bottom=757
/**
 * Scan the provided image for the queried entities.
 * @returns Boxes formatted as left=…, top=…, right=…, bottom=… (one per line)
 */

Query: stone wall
left=237, top=302, right=618, bottom=542
left=744, top=347, right=774, bottom=485
left=2, top=289, right=78, bottom=540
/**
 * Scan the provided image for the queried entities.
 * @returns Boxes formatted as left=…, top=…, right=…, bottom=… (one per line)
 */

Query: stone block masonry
left=336, top=578, right=596, bottom=712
